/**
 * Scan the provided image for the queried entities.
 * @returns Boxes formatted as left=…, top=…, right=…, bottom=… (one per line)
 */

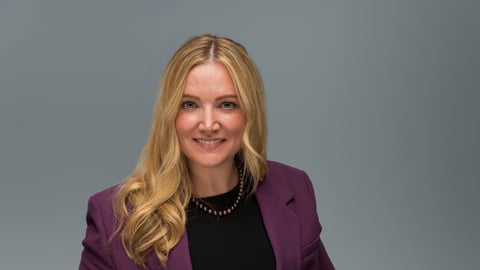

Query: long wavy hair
left=112, top=34, right=268, bottom=267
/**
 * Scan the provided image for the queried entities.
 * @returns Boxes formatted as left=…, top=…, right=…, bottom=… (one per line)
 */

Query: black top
left=186, top=183, right=275, bottom=270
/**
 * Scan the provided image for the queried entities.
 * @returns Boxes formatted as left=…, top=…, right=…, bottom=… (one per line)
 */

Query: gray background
left=1, top=0, right=479, bottom=269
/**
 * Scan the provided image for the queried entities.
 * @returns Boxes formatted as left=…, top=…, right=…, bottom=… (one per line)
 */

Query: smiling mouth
left=195, top=139, right=225, bottom=144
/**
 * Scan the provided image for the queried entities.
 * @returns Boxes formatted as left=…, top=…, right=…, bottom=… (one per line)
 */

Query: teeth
left=197, top=139, right=223, bottom=144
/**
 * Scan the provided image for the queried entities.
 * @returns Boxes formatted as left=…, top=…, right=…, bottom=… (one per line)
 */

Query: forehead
left=183, top=62, right=236, bottom=96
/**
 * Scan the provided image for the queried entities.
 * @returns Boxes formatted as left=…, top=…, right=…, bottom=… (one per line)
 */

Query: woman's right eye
left=181, top=101, right=197, bottom=109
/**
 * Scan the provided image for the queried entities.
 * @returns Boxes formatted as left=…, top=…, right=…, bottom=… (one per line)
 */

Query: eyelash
left=220, top=102, right=237, bottom=109
left=181, top=101, right=198, bottom=109
left=180, top=101, right=238, bottom=110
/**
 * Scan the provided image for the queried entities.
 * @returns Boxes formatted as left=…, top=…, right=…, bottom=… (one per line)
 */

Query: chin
left=188, top=155, right=236, bottom=169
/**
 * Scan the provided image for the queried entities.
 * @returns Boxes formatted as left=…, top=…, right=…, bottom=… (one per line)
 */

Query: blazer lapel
left=256, top=174, right=302, bottom=270
left=146, top=233, right=193, bottom=270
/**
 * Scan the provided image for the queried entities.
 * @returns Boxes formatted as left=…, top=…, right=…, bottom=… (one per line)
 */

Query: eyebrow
left=181, top=94, right=238, bottom=101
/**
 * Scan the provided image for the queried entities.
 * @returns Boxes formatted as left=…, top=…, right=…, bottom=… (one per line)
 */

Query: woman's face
left=175, top=61, right=245, bottom=170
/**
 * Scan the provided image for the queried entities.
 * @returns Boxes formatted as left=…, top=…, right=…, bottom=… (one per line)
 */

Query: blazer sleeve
left=79, top=195, right=116, bottom=270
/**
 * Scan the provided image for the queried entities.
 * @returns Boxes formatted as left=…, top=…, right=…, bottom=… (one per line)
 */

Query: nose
left=199, top=106, right=220, bottom=132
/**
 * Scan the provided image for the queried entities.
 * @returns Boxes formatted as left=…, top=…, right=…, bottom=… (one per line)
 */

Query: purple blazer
left=79, top=161, right=334, bottom=270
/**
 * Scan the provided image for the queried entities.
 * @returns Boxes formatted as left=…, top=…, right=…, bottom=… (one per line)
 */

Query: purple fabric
left=79, top=161, right=335, bottom=270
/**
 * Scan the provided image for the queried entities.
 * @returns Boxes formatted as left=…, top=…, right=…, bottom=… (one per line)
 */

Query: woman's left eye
left=220, top=102, right=236, bottom=110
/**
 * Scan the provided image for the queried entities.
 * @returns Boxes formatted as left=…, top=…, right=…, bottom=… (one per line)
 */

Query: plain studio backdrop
left=1, top=0, right=479, bottom=269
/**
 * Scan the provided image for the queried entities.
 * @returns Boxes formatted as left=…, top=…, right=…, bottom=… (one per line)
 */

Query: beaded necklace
left=191, top=165, right=244, bottom=216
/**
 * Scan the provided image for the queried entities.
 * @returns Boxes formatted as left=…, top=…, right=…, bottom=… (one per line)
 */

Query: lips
left=195, top=138, right=225, bottom=144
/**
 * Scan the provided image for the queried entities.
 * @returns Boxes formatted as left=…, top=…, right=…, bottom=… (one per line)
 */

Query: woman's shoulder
left=83, top=185, right=122, bottom=234
left=264, top=160, right=313, bottom=191
left=89, top=184, right=120, bottom=205
left=266, top=160, right=309, bottom=179
left=85, top=185, right=121, bottom=219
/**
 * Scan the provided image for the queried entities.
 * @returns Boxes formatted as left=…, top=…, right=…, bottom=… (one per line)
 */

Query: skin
left=175, top=61, right=245, bottom=197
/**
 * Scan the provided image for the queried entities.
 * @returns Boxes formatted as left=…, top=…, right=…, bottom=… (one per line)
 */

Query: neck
left=190, top=162, right=239, bottom=198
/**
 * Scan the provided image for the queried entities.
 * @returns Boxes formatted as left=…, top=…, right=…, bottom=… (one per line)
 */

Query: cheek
left=226, top=114, right=245, bottom=136
left=175, top=113, right=193, bottom=137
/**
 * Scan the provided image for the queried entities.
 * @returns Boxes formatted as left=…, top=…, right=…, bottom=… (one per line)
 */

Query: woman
left=79, top=34, right=334, bottom=270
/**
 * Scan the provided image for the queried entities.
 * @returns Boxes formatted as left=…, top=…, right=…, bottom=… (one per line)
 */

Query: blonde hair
left=112, top=34, right=267, bottom=267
